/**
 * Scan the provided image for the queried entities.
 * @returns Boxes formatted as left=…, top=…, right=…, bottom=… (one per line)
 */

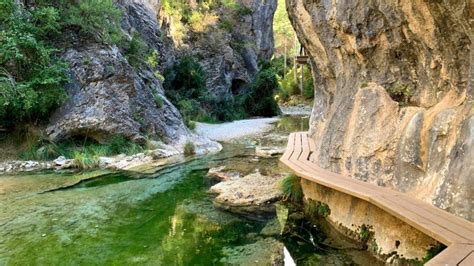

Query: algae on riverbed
left=0, top=116, right=380, bottom=265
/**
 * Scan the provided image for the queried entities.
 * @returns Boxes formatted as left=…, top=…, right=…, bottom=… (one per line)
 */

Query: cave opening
left=231, top=79, right=247, bottom=95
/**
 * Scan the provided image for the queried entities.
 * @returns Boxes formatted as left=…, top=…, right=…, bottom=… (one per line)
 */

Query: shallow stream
left=0, top=116, right=382, bottom=265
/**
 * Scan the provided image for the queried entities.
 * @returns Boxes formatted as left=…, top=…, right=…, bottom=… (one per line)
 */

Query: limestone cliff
left=286, top=0, right=473, bottom=221
left=46, top=0, right=221, bottom=153
left=160, top=0, right=277, bottom=97
left=46, top=0, right=276, bottom=151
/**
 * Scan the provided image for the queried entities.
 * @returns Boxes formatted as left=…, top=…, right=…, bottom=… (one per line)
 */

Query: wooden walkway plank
left=292, top=157, right=392, bottom=201
left=300, top=132, right=311, bottom=161
left=280, top=132, right=474, bottom=265
left=425, top=244, right=474, bottom=266
left=394, top=195, right=474, bottom=241
left=290, top=159, right=378, bottom=201
left=396, top=194, right=474, bottom=233
left=371, top=195, right=468, bottom=245
left=459, top=250, right=474, bottom=266
left=289, top=133, right=304, bottom=162
left=282, top=133, right=296, bottom=161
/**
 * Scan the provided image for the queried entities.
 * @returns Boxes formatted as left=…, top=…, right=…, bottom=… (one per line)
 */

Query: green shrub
left=221, top=0, right=239, bottom=10
left=280, top=175, right=303, bottom=203
left=18, top=132, right=144, bottom=162
left=108, top=135, right=143, bottom=155
left=164, top=57, right=220, bottom=123
left=72, top=150, right=100, bottom=169
left=278, top=65, right=314, bottom=100
left=219, top=18, right=233, bottom=31
left=187, top=121, right=196, bottom=130
left=304, top=199, right=331, bottom=218
left=164, top=56, right=279, bottom=124
left=386, top=82, right=413, bottom=105
left=0, top=3, right=68, bottom=127
left=164, top=56, right=207, bottom=102
left=183, top=141, right=196, bottom=156
left=154, top=95, right=164, bottom=108
left=237, top=6, right=253, bottom=16
left=147, top=50, right=160, bottom=69
left=123, top=32, right=149, bottom=68
left=0, top=0, right=126, bottom=127
left=359, top=224, right=374, bottom=243
left=21, top=141, right=61, bottom=161
left=243, top=66, right=281, bottom=117
left=60, top=0, right=122, bottom=44
left=269, top=56, right=288, bottom=78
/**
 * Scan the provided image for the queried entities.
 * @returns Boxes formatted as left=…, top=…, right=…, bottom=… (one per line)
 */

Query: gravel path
left=195, top=117, right=280, bottom=142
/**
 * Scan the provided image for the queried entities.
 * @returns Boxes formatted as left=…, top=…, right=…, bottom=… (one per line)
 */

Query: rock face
left=286, top=0, right=473, bottom=221
left=46, top=0, right=277, bottom=151
left=162, top=0, right=277, bottom=98
left=47, top=45, right=184, bottom=144
left=301, top=179, right=438, bottom=261
left=46, top=0, right=221, bottom=153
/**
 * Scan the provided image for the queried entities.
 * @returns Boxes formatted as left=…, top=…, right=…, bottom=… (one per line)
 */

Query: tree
left=0, top=1, right=68, bottom=127
left=273, top=0, right=297, bottom=76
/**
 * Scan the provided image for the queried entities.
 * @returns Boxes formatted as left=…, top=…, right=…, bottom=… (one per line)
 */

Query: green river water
left=0, top=116, right=382, bottom=265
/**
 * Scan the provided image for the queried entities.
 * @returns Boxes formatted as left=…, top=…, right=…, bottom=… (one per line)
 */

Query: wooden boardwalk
left=280, top=132, right=474, bottom=265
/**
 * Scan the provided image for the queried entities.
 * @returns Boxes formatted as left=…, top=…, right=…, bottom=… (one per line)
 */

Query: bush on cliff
left=34, top=0, right=122, bottom=44
left=0, top=1, right=68, bottom=127
left=0, top=0, right=125, bottom=128
left=164, top=56, right=247, bottom=124
left=61, top=0, right=122, bottom=43
left=164, top=56, right=281, bottom=124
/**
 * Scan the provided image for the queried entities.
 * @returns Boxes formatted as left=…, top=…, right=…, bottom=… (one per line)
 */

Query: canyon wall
left=286, top=0, right=473, bottom=221
left=161, top=0, right=277, bottom=98
left=46, top=0, right=221, bottom=153
left=47, top=0, right=277, bottom=151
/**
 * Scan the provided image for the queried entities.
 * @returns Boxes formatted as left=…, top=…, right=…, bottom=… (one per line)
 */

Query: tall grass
left=72, top=150, right=100, bottom=169
left=183, top=141, right=196, bottom=156
left=280, top=174, right=303, bottom=203
left=17, top=133, right=144, bottom=169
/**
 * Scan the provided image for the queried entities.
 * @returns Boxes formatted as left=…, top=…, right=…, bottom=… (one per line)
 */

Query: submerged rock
left=209, top=172, right=284, bottom=220
left=220, top=238, right=284, bottom=266
left=206, top=166, right=241, bottom=182
left=260, top=218, right=283, bottom=237
left=255, top=146, right=285, bottom=158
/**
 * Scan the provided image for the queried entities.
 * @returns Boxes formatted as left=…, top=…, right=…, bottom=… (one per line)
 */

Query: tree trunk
left=284, top=43, right=287, bottom=78
left=300, top=65, right=304, bottom=96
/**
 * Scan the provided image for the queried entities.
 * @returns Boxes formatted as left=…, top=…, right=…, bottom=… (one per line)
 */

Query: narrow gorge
left=0, top=0, right=472, bottom=265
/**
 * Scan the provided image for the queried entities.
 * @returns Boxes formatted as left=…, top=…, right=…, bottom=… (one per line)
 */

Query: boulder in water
left=209, top=172, right=283, bottom=220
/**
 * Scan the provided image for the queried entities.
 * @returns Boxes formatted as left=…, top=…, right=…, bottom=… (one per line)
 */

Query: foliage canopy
left=0, top=0, right=124, bottom=127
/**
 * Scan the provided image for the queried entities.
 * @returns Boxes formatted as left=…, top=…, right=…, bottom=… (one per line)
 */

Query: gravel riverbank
left=195, top=117, right=280, bottom=142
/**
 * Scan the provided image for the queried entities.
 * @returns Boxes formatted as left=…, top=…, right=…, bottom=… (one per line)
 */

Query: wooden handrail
left=280, top=132, right=474, bottom=265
